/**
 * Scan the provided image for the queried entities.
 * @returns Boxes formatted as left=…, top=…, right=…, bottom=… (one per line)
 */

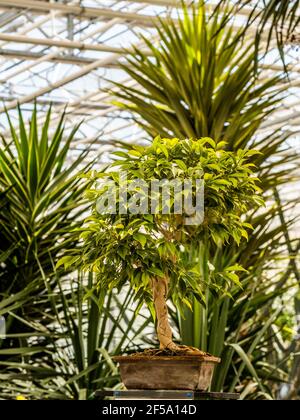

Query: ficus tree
left=60, top=137, right=264, bottom=353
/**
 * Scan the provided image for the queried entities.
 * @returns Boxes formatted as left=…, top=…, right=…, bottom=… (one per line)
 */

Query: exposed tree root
left=131, top=346, right=211, bottom=358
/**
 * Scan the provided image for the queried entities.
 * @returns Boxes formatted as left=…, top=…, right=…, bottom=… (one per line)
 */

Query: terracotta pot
left=113, top=354, right=221, bottom=391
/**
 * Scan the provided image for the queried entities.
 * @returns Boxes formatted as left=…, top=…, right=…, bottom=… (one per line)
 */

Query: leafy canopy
left=61, top=137, right=264, bottom=312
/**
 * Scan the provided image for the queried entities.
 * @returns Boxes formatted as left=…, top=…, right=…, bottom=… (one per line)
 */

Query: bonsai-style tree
left=60, top=137, right=264, bottom=354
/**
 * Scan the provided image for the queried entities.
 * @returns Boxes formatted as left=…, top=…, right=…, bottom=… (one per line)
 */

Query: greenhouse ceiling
left=0, top=0, right=299, bottom=156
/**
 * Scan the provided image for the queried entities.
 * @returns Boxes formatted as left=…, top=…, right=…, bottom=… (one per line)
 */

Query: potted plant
left=60, top=137, right=264, bottom=391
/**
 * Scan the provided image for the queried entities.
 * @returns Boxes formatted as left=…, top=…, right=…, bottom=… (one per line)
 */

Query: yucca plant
left=113, top=2, right=283, bottom=143
left=0, top=187, right=12, bottom=285
left=0, top=272, right=152, bottom=400
left=280, top=292, right=300, bottom=400
left=0, top=105, right=91, bottom=294
left=112, top=1, right=300, bottom=397
left=0, top=105, right=95, bottom=396
left=173, top=199, right=299, bottom=398
left=218, top=0, right=300, bottom=62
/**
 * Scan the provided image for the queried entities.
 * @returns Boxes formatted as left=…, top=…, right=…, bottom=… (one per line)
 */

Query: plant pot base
left=114, top=354, right=221, bottom=391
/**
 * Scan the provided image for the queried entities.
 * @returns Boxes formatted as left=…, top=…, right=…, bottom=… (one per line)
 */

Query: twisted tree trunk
left=151, top=276, right=207, bottom=355
left=151, top=277, right=178, bottom=351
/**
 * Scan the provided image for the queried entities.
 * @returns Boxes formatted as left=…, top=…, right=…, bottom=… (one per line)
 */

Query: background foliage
left=0, top=0, right=299, bottom=400
left=0, top=105, right=90, bottom=294
left=112, top=1, right=300, bottom=399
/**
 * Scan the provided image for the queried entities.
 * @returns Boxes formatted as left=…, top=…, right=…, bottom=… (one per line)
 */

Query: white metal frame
left=0, top=0, right=299, bottom=152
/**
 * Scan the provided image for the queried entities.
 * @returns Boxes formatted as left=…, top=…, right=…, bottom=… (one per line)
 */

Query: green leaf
left=225, top=265, right=248, bottom=273
left=148, top=267, right=165, bottom=278
left=175, top=159, right=187, bottom=171
left=56, top=256, right=78, bottom=269
left=229, top=343, right=267, bottom=394
left=133, top=233, right=147, bottom=247
left=158, top=143, right=169, bottom=158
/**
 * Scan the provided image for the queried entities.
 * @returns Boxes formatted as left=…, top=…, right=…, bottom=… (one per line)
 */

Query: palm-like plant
left=0, top=105, right=91, bottom=294
left=113, top=2, right=282, bottom=143
left=112, top=1, right=300, bottom=397
left=0, top=273, right=152, bottom=400
left=0, top=105, right=95, bottom=393
left=0, top=187, right=12, bottom=283
left=221, top=0, right=300, bottom=60
left=175, top=196, right=299, bottom=397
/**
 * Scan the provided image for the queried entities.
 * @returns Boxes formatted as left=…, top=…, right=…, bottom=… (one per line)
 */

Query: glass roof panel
left=0, top=0, right=298, bottom=162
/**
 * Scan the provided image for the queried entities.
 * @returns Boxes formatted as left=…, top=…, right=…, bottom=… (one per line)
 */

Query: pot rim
left=113, top=354, right=221, bottom=363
